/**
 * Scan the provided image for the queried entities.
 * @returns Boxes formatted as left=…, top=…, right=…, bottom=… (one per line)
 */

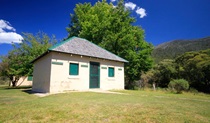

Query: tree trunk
left=8, top=76, right=13, bottom=87
left=11, top=76, right=19, bottom=87
left=12, top=80, right=17, bottom=87
left=153, top=83, right=156, bottom=91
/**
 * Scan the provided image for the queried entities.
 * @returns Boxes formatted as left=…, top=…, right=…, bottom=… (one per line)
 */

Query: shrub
left=168, top=79, right=189, bottom=93
left=189, top=87, right=198, bottom=94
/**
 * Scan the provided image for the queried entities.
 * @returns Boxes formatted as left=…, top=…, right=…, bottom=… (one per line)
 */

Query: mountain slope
left=152, top=36, right=210, bottom=63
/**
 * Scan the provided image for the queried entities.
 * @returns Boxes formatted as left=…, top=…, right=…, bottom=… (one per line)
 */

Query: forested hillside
left=152, top=36, right=210, bottom=63
left=141, top=49, right=210, bottom=93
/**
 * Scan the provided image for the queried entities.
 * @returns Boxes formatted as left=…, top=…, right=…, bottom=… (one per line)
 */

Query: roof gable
left=49, top=37, right=128, bottom=62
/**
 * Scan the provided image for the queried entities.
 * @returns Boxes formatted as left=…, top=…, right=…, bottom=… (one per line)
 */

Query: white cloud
left=0, top=19, right=23, bottom=44
left=125, top=2, right=136, bottom=10
left=0, top=32, right=23, bottom=43
left=0, top=20, right=15, bottom=33
left=111, top=1, right=147, bottom=19
left=136, top=7, right=147, bottom=18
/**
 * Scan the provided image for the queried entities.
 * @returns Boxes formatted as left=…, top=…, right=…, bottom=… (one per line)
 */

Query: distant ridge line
left=152, top=36, right=210, bottom=63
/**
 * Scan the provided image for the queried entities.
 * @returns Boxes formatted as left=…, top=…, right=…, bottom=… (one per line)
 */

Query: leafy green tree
left=0, top=53, right=22, bottom=86
left=140, top=69, right=158, bottom=90
left=0, top=56, right=13, bottom=86
left=0, top=32, right=56, bottom=87
left=67, top=0, right=153, bottom=89
left=175, top=49, right=210, bottom=92
left=153, top=59, right=178, bottom=88
left=168, top=79, right=189, bottom=93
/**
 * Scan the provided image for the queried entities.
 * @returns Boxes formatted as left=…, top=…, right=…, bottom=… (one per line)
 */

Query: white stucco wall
left=16, top=76, right=32, bottom=86
left=32, top=53, right=52, bottom=93
left=49, top=52, right=125, bottom=93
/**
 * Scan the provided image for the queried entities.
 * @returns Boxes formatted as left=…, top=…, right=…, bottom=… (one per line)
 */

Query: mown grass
left=0, top=86, right=210, bottom=123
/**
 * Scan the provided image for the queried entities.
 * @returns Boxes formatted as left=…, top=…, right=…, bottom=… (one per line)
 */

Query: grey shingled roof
left=48, top=37, right=128, bottom=63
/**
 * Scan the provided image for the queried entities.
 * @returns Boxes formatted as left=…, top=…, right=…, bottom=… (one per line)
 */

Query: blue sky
left=0, top=0, right=210, bottom=56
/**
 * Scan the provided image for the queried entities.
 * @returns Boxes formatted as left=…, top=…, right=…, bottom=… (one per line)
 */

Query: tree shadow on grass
left=4, top=86, right=37, bottom=94
left=5, top=86, right=32, bottom=90
left=0, top=85, right=32, bottom=90
left=0, top=85, right=47, bottom=96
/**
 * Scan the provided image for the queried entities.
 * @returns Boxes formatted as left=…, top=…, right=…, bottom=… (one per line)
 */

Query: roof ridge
left=48, top=36, right=76, bottom=50
left=49, top=36, right=128, bottom=62
left=81, top=38, right=128, bottom=62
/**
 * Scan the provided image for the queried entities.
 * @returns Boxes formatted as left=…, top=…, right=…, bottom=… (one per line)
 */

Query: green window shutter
left=69, top=63, right=79, bottom=75
left=108, top=67, right=114, bottom=77
left=27, top=76, right=33, bottom=81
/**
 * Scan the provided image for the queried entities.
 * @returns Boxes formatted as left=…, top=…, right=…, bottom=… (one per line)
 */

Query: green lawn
left=0, top=86, right=210, bottom=123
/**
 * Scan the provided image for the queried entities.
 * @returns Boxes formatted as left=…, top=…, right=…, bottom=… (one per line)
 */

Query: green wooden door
left=89, top=62, right=100, bottom=88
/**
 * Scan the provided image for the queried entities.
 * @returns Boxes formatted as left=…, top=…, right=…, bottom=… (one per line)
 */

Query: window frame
left=69, top=63, right=79, bottom=76
left=27, top=76, right=33, bottom=81
left=108, top=67, right=115, bottom=77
